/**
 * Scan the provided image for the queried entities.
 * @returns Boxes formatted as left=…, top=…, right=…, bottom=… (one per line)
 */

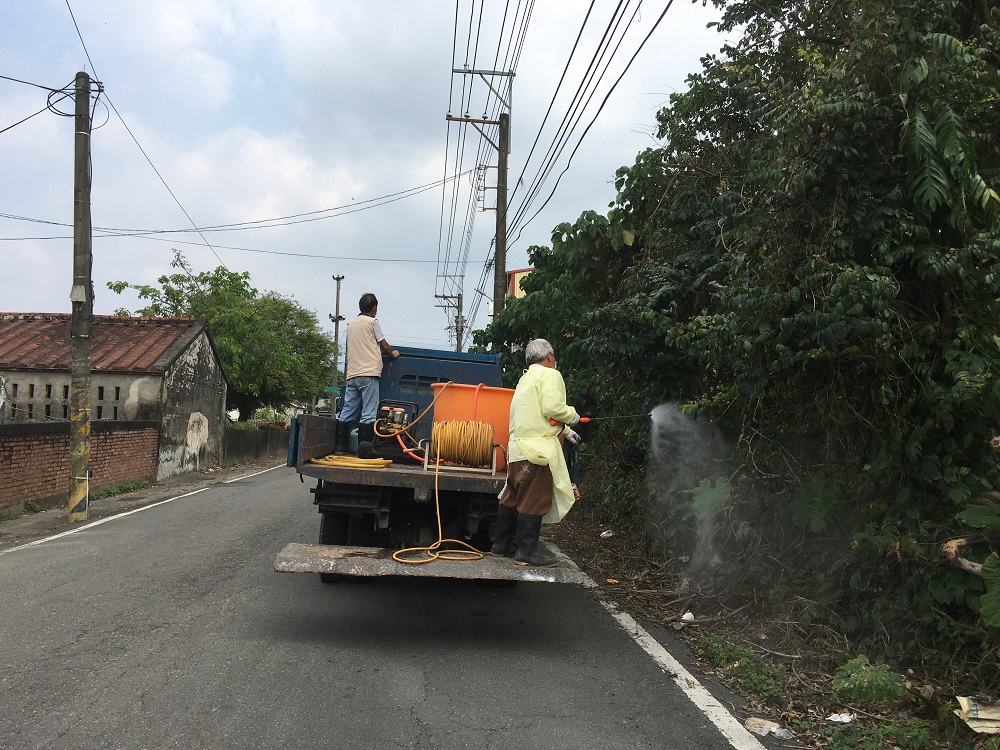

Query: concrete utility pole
left=447, top=67, right=513, bottom=319
left=434, top=293, right=464, bottom=351
left=68, top=71, right=93, bottom=523
left=493, top=112, right=509, bottom=317
left=328, top=275, right=345, bottom=412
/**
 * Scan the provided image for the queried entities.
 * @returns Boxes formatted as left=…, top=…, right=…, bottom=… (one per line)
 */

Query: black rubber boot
left=334, top=420, right=354, bottom=455
left=357, top=422, right=377, bottom=459
left=490, top=505, right=517, bottom=556
left=513, top=514, right=558, bottom=567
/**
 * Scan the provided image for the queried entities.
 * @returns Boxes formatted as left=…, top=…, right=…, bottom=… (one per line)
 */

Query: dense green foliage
left=109, top=251, right=336, bottom=417
left=478, top=0, right=1000, bottom=684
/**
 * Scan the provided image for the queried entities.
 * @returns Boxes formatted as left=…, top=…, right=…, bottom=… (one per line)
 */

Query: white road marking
left=550, top=544, right=766, bottom=750
left=600, top=602, right=767, bottom=750
left=223, top=463, right=286, bottom=483
left=0, top=487, right=210, bottom=557
left=0, top=463, right=285, bottom=557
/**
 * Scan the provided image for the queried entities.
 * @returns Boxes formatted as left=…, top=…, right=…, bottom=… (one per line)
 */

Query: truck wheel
left=319, top=511, right=349, bottom=584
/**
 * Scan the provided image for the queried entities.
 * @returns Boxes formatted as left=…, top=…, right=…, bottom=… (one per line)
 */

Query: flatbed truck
left=274, top=347, right=587, bottom=585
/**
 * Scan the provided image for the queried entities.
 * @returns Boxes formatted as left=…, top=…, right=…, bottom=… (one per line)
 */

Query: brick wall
left=0, top=421, right=159, bottom=512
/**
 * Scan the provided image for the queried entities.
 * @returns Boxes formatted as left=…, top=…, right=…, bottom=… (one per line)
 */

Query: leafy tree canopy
left=109, top=251, right=336, bottom=417
left=479, top=0, right=1000, bottom=682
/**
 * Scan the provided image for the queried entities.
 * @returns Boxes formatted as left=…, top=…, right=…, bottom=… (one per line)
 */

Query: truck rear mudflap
left=274, top=542, right=591, bottom=585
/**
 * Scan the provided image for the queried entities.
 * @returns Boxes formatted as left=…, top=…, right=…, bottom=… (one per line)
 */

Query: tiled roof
left=0, top=313, right=208, bottom=374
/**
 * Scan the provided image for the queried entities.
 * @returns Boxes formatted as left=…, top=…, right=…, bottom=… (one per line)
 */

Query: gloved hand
left=570, top=413, right=581, bottom=427
left=564, top=429, right=581, bottom=445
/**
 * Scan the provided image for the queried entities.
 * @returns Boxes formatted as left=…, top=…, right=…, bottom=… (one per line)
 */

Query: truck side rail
left=288, top=414, right=337, bottom=468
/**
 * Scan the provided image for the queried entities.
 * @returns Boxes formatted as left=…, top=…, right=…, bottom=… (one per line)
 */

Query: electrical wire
left=0, top=74, right=67, bottom=92
left=437, top=0, right=535, bottom=344
left=509, top=0, right=676, bottom=246
left=63, top=0, right=227, bottom=273
left=0, top=104, right=54, bottom=136
left=460, top=1, right=678, bottom=347
left=0, top=171, right=473, bottom=241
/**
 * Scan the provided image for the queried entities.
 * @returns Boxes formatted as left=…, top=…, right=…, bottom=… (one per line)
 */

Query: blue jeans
left=339, top=376, right=379, bottom=424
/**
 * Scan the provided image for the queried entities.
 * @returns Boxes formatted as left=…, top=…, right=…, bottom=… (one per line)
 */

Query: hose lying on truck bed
left=309, top=455, right=393, bottom=468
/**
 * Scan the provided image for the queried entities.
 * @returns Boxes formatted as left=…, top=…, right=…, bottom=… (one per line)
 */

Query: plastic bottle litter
left=599, top=529, right=615, bottom=539
left=672, top=611, right=695, bottom=630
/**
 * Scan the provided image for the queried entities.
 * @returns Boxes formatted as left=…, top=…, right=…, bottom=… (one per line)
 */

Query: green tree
left=109, top=251, right=336, bottom=417
left=480, top=0, right=1000, bottom=679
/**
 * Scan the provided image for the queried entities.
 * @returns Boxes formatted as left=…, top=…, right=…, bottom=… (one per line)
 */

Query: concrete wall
left=157, top=332, right=227, bottom=480
left=0, top=421, right=159, bottom=512
left=222, top=428, right=290, bottom=466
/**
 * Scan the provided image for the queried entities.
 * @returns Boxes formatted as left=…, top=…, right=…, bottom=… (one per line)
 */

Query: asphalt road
left=0, top=464, right=773, bottom=750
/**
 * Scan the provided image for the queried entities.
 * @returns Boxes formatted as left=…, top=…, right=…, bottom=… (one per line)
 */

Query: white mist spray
left=647, top=403, right=733, bottom=582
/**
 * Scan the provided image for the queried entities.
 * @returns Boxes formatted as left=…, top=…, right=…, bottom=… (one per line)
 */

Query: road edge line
left=223, top=463, right=286, bottom=483
left=548, top=542, right=766, bottom=750
left=600, top=602, right=767, bottom=750
left=0, top=487, right=210, bottom=557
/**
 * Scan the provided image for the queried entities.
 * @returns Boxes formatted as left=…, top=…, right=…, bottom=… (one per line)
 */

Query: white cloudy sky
left=1, top=1, right=725, bottom=353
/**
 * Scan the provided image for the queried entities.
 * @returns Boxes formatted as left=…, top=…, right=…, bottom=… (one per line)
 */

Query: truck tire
left=319, top=511, right=349, bottom=584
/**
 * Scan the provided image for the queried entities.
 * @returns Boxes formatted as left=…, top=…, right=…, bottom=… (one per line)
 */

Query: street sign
left=324, top=387, right=338, bottom=394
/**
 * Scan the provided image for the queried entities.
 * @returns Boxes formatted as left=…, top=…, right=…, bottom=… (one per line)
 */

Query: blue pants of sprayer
left=339, top=376, right=379, bottom=424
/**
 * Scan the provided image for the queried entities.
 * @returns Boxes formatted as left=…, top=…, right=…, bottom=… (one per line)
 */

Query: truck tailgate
left=274, top=542, right=591, bottom=585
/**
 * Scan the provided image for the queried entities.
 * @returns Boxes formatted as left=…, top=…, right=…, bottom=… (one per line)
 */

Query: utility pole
left=493, top=112, right=509, bottom=317
left=68, top=71, right=93, bottom=523
left=328, top=275, right=345, bottom=414
left=435, top=293, right=464, bottom=351
left=447, top=67, right=513, bottom=320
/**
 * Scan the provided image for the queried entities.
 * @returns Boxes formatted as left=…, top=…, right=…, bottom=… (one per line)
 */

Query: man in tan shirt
left=335, top=293, right=399, bottom=455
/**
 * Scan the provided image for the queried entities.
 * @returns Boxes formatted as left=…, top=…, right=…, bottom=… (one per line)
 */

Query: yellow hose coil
left=429, top=420, right=494, bottom=467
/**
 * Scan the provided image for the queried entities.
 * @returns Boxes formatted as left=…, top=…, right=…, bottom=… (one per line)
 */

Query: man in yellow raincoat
left=491, top=339, right=581, bottom=566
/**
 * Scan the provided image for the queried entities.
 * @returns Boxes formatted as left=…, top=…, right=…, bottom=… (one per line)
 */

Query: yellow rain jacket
left=506, top=363, right=579, bottom=524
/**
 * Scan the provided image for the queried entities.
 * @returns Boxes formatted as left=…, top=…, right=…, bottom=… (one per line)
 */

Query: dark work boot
left=513, top=514, right=558, bottom=567
left=334, top=420, right=354, bottom=455
left=490, top=505, right=517, bottom=556
left=357, top=422, right=376, bottom=459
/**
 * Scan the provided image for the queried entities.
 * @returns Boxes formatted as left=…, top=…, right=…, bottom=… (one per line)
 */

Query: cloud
left=0, top=0, right=725, bottom=349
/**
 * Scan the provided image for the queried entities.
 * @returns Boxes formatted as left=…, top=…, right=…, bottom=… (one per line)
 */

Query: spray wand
left=550, top=412, right=651, bottom=426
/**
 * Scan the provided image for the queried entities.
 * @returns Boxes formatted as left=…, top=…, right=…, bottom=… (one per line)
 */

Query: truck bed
left=274, top=542, right=590, bottom=584
left=290, top=412, right=507, bottom=492
left=298, top=460, right=507, bottom=492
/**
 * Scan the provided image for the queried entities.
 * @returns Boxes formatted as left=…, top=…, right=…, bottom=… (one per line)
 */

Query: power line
left=63, top=0, right=228, bottom=272
left=0, top=104, right=54, bottom=136
left=0, top=228, right=494, bottom=265
left=0, top=73, right=68, bottom=93
left=0, top=170, right=472, bottom=240
left=63, top=0, right=98, bottom=77
left=510, top=0, right=676, bottom=246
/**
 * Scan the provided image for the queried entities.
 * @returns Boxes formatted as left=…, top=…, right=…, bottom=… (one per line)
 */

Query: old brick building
left=0, top=313, right=228, bottom=480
